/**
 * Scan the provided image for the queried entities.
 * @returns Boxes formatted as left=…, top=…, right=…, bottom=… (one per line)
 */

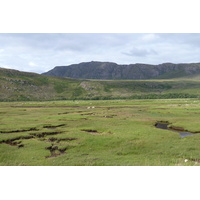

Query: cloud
left=141, top=33, right=159, bottom=42
left=0, top=33, right=200, bottom=73
left=122, top=47, right=157, bottom=57
left=28, top=61, right=37, bottom=67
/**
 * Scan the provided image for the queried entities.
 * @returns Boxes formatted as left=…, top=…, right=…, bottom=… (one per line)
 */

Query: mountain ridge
left=42, top=61, right=200, bottom=80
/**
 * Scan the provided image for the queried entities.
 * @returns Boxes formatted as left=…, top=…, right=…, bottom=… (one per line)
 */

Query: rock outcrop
left=42, top=61, right=200, bottom=79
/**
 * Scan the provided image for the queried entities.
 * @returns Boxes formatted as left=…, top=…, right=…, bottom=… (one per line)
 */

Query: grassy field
left=1, top=99, right=200, bottom=166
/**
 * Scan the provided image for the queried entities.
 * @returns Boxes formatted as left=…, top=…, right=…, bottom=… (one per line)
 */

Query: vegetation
left=1, top=67, right=200, bottom=166
left=1, top=99, right=200, bottom=166
left=1, top=68, right=200, bottom=101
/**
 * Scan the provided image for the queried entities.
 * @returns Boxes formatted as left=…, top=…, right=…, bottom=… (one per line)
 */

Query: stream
left=155, top=122, right=194, bottom=138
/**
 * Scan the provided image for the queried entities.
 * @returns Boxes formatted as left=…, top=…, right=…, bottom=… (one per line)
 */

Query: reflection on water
left=155, top=122, right=194, bottom=138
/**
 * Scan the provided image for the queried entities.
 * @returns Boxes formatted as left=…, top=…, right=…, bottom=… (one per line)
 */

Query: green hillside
left=0, top=67, right=200, bottom=101
left=0, top=68, right=84, bottom=101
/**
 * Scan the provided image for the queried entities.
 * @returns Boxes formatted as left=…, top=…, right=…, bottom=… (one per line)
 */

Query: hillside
left=0, top=67, right=84, bottom=101
left=0, top=67, right=200, bottom=101
left=42, top=61, right=200, bottom=80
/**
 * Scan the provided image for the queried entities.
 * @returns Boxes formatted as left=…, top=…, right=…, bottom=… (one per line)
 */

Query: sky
left=1, top=1, right=200, bottom=199
left=1, top=33, right=200, bottom=74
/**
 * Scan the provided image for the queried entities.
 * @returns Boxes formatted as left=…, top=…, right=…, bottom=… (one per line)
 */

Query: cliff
left=43, top=61, right=200, bottom=79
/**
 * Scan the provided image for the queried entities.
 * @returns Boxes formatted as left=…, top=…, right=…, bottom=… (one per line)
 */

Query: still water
left=155, top=122, right=193, bottom=138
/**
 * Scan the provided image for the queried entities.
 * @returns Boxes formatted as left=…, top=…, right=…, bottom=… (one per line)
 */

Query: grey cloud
left=122, top=47, right=158, bottom=57
left=0, top=33, right=200, bottom=73
left=157, top=33, right=200, bottom=48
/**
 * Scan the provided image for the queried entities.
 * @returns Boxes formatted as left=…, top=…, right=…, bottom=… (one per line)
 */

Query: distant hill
left=0, top=67, right=83, bottom=101
left=0, top=67, right=200, bottom=101
left=42, top=61, right=200, bottom=79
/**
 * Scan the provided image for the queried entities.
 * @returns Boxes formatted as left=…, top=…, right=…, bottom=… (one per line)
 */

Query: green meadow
left=0, top=99, right=200, bottom=166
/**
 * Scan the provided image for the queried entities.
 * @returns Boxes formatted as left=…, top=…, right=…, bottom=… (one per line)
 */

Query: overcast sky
left=1, top=33, right=200, bottom=74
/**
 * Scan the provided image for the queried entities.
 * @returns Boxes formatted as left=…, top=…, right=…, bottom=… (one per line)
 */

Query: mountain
left=1, top=67, right=200, bottom=101
left=42, top=61, right=200, bottom=80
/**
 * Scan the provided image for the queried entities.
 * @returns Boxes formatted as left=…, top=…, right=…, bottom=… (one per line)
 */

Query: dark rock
left=42, top=61, right=200, bottom=80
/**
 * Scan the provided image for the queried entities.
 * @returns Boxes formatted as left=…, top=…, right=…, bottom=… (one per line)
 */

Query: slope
left=0, top=67, right=200, bottom=101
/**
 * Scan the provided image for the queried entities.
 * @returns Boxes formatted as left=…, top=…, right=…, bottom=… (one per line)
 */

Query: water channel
left=155, top=122, right=194, bottom=138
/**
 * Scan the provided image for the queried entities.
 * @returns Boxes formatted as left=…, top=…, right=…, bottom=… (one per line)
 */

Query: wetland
left=1, top=99, right=200, bottom=166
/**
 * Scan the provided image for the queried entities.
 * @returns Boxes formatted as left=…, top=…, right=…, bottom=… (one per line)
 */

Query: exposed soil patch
left=43, top=124, right=65, bottom=129
left=154, top=108, right=167, bottom=110
left=81, top=118, right=88, bottom=120
left=47, top=137, right=77, bottom=143
left=45, top=144, right=68, bottom=158
left=191, top=158, right=200, bottom=163
left=30, top=131, right=63, bottom=138
left=0, top=127, right=39, bottom=134
left=1, top=140, right=21, bottom=146
left=170, top=126, right=185, bottom=132
left=0, top=135, right=33, bottom=147
left=58, top=111, right=84, bottom=115
left=81, top=129, right=98, bottom=133
left=81, top=113, right=94, bottom=116
left=107, top=107, right=141, bottom=110
left=81, top=129, right=102, bottom=135
left=58, top=112, right=69, bottom=115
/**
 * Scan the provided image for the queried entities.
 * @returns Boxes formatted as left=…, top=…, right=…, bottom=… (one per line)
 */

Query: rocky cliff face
left=43, top=61, right=200, bottom=79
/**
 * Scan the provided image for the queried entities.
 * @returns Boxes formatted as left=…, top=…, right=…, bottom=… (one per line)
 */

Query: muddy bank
left=45, top=144, right=68, bottom=158
left=30, top=131, right=63, bottom=138
left=81, top=129, right=102, bottom=135
left=0, top=127, right=39, bottom=134
left=43, top=124, right=65, bottom=129
left=0, top=135, right=34, bottom=147
left=47, top=137, right=77, bottom=142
